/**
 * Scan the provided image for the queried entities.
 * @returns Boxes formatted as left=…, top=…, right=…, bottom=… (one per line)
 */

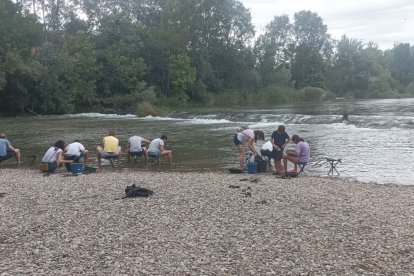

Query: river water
left=1, top=98, right=413, bottom=185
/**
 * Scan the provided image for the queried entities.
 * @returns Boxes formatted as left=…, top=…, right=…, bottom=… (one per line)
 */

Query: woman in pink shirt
left=233, top=127, right=265, bottom=170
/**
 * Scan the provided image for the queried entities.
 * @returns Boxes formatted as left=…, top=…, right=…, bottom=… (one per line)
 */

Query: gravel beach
left=1, top=168, right=413, bottom=275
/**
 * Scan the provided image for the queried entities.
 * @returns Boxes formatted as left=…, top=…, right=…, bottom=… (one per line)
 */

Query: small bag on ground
left=39, top=163, right=49, bottom=172
left=123, top=184, right=153, bottom=198
left=255, top=155, right=267, bottom=173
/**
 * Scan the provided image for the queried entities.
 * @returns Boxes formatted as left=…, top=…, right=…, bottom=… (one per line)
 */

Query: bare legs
left=275, top=160, right=283, bottom=175
left=161, top=150, right=172, bottom=167
left=14, top=149, right=21, bottom=164
left=237, top=144, right=245, bottom=170
left=96, top=146, right=121, bottom=167
left=282, top=155, right=299, bottom=176
left=83, top=150, right=89, bottom=166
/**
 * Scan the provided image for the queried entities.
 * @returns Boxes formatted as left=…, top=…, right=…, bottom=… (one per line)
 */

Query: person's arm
left=289, top=143, right=300, bottom=157
left=282, top=135, right=290, bottom=150
left=7, top=144, right=16, bottom=152
left=160, top=145, right=165, bottom=152
left=142, top=139, right=150, bottom=146
left=57, top=151, right=73, bottom=164
left=247, top=138, right=257, bottom=156
left=271, top=137, right=281, bottom=151
left=79, top=144, right=86, bottom=154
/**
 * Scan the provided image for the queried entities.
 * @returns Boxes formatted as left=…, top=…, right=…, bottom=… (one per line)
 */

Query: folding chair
left=326, top=158, right=341, bottom=176
left=102, top=155, right=117, bottom=167
left=298, top=162, right=307, bottom=175
left=148, top=152, right=161, bottom=164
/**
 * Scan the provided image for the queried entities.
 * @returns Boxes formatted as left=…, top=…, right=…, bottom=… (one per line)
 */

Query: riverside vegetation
left=1, top=0, right=414, bottom=116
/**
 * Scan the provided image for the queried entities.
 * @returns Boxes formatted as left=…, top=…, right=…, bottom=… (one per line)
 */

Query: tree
left=254, top=15, right=293, bottom=87
left=169, top=54, right=196, bottom=103
left=62, top=31, right=99, bottom=109
left=290, top=10, right=333, bottom=89
left=329, top=35, right=369, bottom=97
left=0, top=0, right=44, bottom=114
left=386, top=43, right=414, bottom=88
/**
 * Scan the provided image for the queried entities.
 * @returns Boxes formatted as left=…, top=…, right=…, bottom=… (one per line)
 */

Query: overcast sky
left=240, top=0, right=414, bottom=50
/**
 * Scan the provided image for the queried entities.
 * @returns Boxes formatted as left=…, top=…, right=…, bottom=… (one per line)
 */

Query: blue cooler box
left=247, top=162, right=257, bottom=174
left=70, top=163, right=84, bottom=175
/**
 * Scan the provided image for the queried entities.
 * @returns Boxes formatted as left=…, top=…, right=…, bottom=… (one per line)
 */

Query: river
left=1, top=98, right=413, bottom=185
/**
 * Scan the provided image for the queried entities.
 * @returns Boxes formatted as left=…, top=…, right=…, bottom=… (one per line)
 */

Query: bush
left=255, top=85, right=294, bottom=105
left=299, top=86, right=328, bottom=102
left=213, top=89, right=244, bottom=106
left=135, top=101, right=166, bottom=117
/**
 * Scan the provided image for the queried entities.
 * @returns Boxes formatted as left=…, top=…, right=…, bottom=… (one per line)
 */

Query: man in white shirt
left=127, top=135, right=150, bottom=162
left=148, top=135, right=172, bottom=166
left=64, top=140, right=89, bottom=170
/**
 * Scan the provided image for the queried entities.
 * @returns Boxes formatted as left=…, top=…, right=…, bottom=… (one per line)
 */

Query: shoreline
left=0, top=163, right=412, bottom=187
left=1, top=169, right=414, bottom=274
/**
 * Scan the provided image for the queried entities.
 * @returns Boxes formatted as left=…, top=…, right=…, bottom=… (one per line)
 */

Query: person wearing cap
left=96, top=130, right=121, bottom=167
left=0, top=133, right=21, bottom=164
left=148, top=135, right=172, bottom=166
left=64, top=139, right=89, bottom=171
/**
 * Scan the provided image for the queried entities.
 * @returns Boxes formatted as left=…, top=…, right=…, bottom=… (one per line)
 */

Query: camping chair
left=102, top=155, right=118, bottom=167
left=326, top=158, right=341, bottom=176
left=297, top=162, right=307, bottom=175
left=148, top=151, right=161, bottom=165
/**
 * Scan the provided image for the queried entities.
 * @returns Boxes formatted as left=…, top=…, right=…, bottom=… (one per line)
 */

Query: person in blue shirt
left=0, top=133, right=21, bottom=164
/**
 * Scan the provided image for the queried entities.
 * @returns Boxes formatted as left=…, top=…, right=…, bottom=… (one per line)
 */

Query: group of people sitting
left=233, top=125, right=310, bottom=178
left=43, top=131, right=172, bottom=173
left=0, top=131, right=172, bottom=173
left=2, top=125, right=309, bottom=177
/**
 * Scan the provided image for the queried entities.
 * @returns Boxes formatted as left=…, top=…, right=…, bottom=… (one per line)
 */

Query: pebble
left=0, top=169, right=413, bottom=274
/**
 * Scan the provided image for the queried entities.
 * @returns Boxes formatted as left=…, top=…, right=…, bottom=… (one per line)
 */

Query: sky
left=240, top=0, right=414, bottom=50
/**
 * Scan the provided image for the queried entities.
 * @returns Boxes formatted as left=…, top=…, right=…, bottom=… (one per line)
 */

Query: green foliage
left=255, top=85, right=293, bottom=105
left=1, top=0, right=414, bottom=116
left=135, top=101, right=161, bottom=117
left=189, top=80, right=212, bottom=105
left=299, top=86, right=328, bottom=102
left=169, top=54, right=196, bottom=103
left=406, top=81, right=414, bottom=96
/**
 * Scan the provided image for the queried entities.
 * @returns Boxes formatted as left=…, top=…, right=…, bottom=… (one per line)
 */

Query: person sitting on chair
left=0, top=133, right=21, bottom=164
left=127, top=135, right=150, bottom=163
left=148, top=135, right=172, bottom=167
left=96, top=130, right=121, bottom=167
left=64, top=139, right=89, bottom=171
left=281, top=134, right=310, bottom=178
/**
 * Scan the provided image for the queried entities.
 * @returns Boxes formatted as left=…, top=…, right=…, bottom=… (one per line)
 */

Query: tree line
left=1, top=0, right=413, bottom=115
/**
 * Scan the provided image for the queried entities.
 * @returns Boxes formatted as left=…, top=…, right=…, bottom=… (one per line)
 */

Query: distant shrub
left=405, top=81, right=414, bottom=96
left=256, top=85, right=294, bottom=105
left=135, top=101, right=166, bottom=117
left=213, top=89, right=244, bottom=106
left=189, top=80, right=213, bottom=105
left=300, top=86, right=328, bottom=102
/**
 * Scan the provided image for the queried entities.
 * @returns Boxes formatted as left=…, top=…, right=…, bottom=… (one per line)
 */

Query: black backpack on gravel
left=123, top=184, right=153, bottom=198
